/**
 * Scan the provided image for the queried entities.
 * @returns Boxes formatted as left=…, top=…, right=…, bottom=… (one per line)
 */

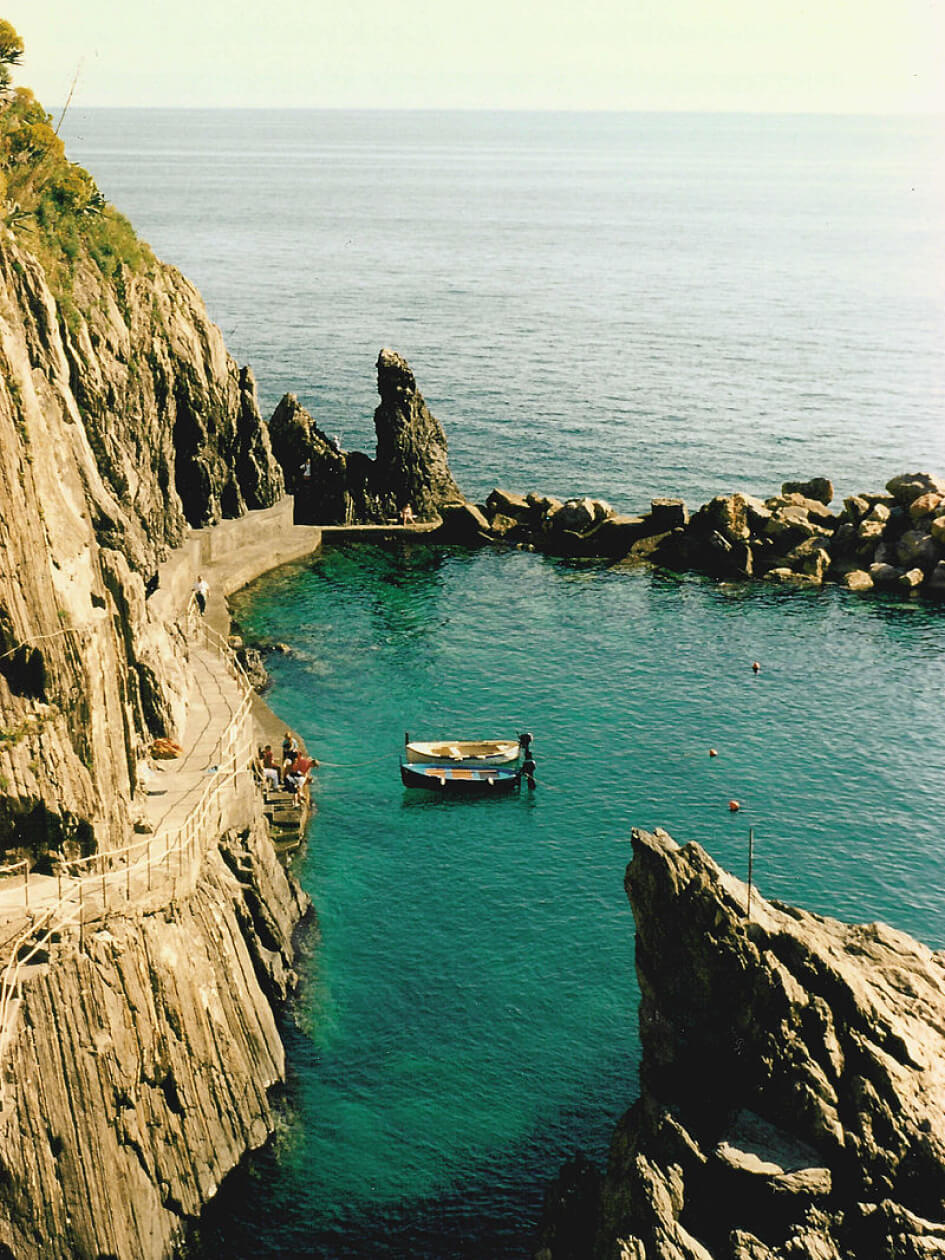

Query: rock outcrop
left=537, top=828, right=945, bottom=1259
left=272, top=348, right=463, bottom=524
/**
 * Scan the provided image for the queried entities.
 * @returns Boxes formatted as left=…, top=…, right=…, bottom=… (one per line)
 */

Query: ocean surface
left=59, top=111, right=945, bottom=1257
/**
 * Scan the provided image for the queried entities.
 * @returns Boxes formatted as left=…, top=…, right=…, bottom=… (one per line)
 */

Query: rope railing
left=0, top=601, right=259, bottom=1088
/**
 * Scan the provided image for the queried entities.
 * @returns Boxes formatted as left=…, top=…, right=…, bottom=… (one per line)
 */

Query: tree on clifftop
left=0, top=20, right=24, bottom=94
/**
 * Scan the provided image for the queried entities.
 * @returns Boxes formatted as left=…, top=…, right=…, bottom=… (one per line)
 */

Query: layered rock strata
left=441, top=475, right=945, bottom=595
left=0, top=813, right=308, bottom=1259
left=0, top=126, right=303, bottom=1256
left=270, top=348, right=463, bottom=524
left=537, top=828, right=945, bottom=1259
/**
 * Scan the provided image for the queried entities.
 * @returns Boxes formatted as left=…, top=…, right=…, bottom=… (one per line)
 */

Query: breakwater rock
left=440, top=475, right=945, bottom=595
left=271, top=348, right=463, bottom=524
left=537, top=828, right=945, bottom=1259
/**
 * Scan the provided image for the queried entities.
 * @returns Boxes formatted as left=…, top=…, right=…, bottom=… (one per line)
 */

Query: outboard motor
left=522, top=755, right=536, bottom=790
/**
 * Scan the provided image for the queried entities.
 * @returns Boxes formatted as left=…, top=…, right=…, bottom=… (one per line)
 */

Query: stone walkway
left=141, top=633, right=245, bottom=837
left=0, top=628, right=252, bottom=955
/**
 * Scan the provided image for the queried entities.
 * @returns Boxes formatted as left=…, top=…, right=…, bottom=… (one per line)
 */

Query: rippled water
left=62, top=110, right=945, bottom=507
left=54, top=111, right=945, bottom=1256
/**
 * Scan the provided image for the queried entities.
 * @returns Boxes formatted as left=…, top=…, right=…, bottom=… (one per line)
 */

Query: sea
left=61, top=110, right=945, bottom=1258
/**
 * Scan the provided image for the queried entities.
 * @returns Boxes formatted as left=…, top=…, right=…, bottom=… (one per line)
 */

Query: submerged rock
left=537, top=828, right=945, bottom=1259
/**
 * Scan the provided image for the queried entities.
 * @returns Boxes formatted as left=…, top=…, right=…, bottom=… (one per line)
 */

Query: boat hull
left=400, top=761, right=522, bottom=792
left=404, top=739, right=521, bottom=766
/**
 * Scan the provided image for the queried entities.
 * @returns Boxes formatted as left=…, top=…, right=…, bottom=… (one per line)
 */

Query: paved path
left=141, top=636, right=243, bottom=837
left=0, top=630, right=250, bottom=954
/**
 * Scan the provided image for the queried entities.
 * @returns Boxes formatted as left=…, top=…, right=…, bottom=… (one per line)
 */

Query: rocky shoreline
left=435, top=473, right=945, bottom=596
left=269, top=350, right=944, bottom=599
left=537, top=829, right=945, bottom=1260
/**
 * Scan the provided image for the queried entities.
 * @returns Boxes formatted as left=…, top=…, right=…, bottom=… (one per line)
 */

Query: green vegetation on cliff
left=0, top=20, right=152, bottom=322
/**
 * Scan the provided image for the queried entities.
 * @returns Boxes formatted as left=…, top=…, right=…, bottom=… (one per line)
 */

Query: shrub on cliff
left=0, top=23, right=151, bottom=317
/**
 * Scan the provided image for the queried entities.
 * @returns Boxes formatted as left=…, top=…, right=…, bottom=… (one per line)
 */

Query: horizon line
left=54, top=103, right=945, bottom=118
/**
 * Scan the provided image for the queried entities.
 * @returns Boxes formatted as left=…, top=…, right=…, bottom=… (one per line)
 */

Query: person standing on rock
left=193, top=575, right=209, bottom=615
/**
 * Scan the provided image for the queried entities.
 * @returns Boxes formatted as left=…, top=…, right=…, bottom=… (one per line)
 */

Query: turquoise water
left=191, top=543, right=945, bottom=1256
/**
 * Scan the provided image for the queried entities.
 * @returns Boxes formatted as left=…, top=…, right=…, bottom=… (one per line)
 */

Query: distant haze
left=5, top=0, right=944, bottom=113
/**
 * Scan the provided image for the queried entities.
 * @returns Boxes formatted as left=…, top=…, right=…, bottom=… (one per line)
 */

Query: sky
left=4, top=0, right=944, bottom=113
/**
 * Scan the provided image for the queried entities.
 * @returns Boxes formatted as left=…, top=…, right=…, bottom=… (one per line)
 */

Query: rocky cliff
left=0, top=815, right=307, bottom=1260
left=538, top=829, right=945, bottom=1260
left=270, top=347, right=463, bottom=523
left=0, top=56, right=305, bottom=1258
left=0, top=219, right=283, bottom=861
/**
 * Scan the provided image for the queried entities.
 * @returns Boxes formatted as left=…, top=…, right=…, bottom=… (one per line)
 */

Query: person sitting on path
left=260, top=745, right=280, bottom=791
left=193, top=575, right=210, bottom=615
left=400, top=503, right=415, bottom=526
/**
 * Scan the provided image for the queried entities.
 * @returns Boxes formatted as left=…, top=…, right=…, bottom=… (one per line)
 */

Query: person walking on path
left=193, top=575, right=210, bottom=615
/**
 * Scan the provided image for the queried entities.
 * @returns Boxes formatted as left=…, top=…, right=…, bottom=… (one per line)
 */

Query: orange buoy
left=709, top=748, right=718, bottom=757
left=752, top=661, right=761, bottom=673
left=728, top=799, right=740, bottom=812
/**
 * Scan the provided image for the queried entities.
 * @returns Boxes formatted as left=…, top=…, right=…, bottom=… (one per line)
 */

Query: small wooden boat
left=403, top=733, right=524, bottom=766
left=400, top=761, right=522, bottom=792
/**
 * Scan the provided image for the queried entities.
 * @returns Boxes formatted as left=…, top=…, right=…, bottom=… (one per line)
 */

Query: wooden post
left=746, top=827, right=754, bottom=920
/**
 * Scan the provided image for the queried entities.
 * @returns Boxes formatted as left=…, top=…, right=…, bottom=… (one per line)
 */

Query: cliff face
left=0, top=117, right=305, bottom=1258
left=0, top=227, right=283, bottom=862
left=270, top=347, right=463, bottom=523
left=0, top=814, right=308, bottom=1260
left=538, top=829, right=945, bottom=1260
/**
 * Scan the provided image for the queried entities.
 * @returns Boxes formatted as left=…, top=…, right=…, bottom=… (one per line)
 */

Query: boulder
left=843, top=495, right=870, bottom=521
left=896, top=528, right=938, bottom=570
left=764, top=507, right=827, bottom=551
left=487, top=512, right=520, bottom=537
left=899, top=568, right=925, bottom=590
left=781, top=477, right=834, bottom=504
left=886, top=472, right=945, bottom=506
left=869, top=562, right=902, bottom=587
left=485, top=488, right=531, bottom=520
left=762, top=567, right=820, bottom=587
left=866, top=502, right=892, bottom=524
left=435, top=501, right=491, bottom=544
left=931, top=517, right=945, bottom=544
left=840, top=569, right=874, bottom=591
left=583, top=514, right=651, bottom=558
left=693, top=494, right=751, bottom=542
left=552, top=497, right=611, bottom=534
left=927, top=562, right=945, bottom=594
left=649, top=498, right=689, bottom=532
left=909, top=492, right=944, bottom=521
left=743, top=495, right=773, bottom=532
left=784, top=539, right=831, bottom=582
left=856, top=519, right=885, bottom=544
